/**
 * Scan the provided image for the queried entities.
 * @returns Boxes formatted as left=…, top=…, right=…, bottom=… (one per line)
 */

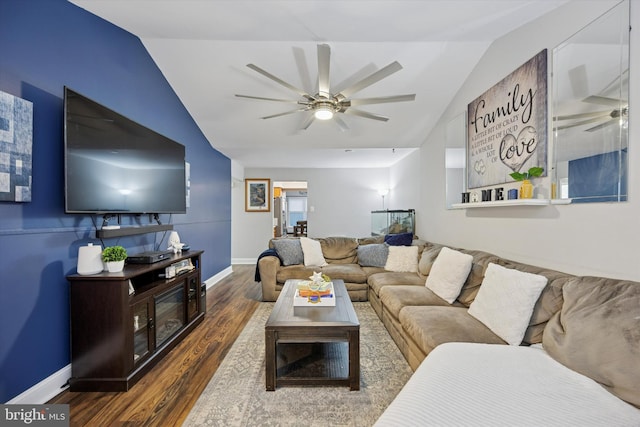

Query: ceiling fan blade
left=317, top=44, right=331, bottom=98
left=554, top=110, right=610, bottom=121
left=343, top=108, right=389, bottom=122
left=300, top=113, right=315, bottom=130
left=235, top=94, right=303, bottom=103
left=339, top=61, right=403, bottom=99
left=246, top=63, right=314, bottom=100
left=583, top=95, right=626, bottom=108
left=348, top=94, right=416, bottom=106
left=333, top=115, right=349, bottom=131
left=586, top=119, right=619, bottom=132
left=553, top=116, right=608, bottom=131
left=261, top=108, right=308, bottom=120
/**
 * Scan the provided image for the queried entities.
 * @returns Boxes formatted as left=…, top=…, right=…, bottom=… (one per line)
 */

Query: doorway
left=273, top=181, right=308, bottom=237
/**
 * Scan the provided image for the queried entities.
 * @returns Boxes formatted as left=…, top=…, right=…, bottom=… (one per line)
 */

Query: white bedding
left=375, top=342, right=640, bottom=427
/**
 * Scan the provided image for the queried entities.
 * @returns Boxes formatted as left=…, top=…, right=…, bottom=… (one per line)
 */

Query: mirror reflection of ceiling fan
left=554, top=95, right=628, bottom=132
left=554, top=66, right=629, bottom=132
left=235, top=44, right=416, bottom=131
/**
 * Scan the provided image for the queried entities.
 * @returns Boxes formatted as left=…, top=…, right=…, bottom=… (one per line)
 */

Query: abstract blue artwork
left=0, top=90, right=33, bottom=202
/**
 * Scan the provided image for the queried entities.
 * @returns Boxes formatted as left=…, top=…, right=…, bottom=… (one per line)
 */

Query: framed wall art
left=245, top=178, right=271, bottom=212
left=466, top=49, right=548, bottom=189
left=0, top=90, right=33, bottom=202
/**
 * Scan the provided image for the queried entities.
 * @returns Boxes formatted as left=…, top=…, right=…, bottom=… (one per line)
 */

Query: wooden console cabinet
left=67, top=250, right=205, bottom=392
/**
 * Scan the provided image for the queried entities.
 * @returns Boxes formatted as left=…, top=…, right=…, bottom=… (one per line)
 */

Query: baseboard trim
left=7, top=364, right=71, bottom=404
left=9, top=266, right=235, bottom=404
left=203, top=265, right=233, bottom=288
left=231, top=258, right=257, bottom=265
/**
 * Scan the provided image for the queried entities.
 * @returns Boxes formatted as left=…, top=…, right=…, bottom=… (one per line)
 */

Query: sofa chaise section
left=375, top=342, right=640, bottom=427
left=376, top=273, right=640, bottom=425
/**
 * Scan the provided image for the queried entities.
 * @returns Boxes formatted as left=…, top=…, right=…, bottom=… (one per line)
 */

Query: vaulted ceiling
left=69, top=0, right=570, bottom=168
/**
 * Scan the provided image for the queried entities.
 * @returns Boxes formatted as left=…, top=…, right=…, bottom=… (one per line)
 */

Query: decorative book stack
left=293, top=273, right=335, bottom=306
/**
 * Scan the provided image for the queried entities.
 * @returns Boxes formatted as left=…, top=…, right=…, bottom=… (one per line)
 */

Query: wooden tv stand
left=67, top=250, right=205, bottom=392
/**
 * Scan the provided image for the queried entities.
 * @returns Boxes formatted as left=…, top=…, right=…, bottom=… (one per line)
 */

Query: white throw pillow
left=384, top=245, right=419, bottom=273
left=299, top=237, right=328, bottom=267
left=468, top=263, right=548, bottom=345
left=425, top=247, right=473, bottom=304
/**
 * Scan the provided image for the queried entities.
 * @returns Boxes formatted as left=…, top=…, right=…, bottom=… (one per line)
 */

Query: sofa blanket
left=375, top=342, right=640, bottom=427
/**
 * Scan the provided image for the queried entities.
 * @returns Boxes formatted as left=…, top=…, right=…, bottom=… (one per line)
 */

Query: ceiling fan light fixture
left=314, top=105, right=334, bottom=120
left=237, top=44, right=416, bottom=129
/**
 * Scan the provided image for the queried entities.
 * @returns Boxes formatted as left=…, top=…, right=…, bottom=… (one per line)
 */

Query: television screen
left=64, top=88, right=187, bottom=214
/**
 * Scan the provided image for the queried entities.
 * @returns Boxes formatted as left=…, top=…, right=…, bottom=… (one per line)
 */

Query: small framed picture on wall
left=245, top=178, right=271, bottom=212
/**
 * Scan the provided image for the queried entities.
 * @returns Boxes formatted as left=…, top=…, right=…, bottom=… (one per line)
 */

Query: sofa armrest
left=258, top=255, right=281, bottom=301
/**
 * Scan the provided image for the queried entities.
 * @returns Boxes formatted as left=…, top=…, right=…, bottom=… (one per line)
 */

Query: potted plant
left=509, top=167, right=544, bottom=199
left=102, top=245, right=128, bottom=273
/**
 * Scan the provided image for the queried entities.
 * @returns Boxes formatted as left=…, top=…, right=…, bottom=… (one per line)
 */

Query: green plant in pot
left=510, top=166, right=543, bottom=199
left=102, top=245, right=128, bottom=273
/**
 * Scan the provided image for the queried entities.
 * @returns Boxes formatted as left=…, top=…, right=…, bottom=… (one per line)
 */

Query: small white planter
left=105, top=260, right=125, bottom=273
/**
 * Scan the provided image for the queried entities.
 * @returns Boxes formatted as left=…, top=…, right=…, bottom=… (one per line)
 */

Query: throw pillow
left=425, top=247, right=473, bottom=304
left=384, top=245, right=419, bottom=273
left=468, top=263, right=548, bottom=345
left=418, top=245, right=443, bottom=276
left=271, top=239, right=303, bottom=266
left=357, top=243, right=389, bottom=267
left=384, top=232, right=413, bottom=246
left=300, top=237, right=328, bottom=267
left=543, top=278, right=640, bottom=409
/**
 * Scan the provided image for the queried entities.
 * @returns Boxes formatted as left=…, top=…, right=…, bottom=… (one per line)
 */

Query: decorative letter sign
left=467, top=50, right=547, bottom=189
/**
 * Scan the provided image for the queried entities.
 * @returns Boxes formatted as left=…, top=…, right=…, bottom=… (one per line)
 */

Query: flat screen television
left=64, top=87, right=187, bottom=214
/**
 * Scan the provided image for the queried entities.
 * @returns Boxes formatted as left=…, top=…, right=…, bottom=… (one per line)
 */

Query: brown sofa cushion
left=543, top=277, right=640, bottom=409
left=380, top=286, right=450, bottom=318
left=367, top=271, right=425, bottom=297
left=321, top=264, right=368, bottom=283
left=358, top=236, right=385, bottom=245
left=418, top=244, right=444, bottom=277
left=317, top=237, right=359, bottom=264
left=276, top=263, right=367, bottom=284
left=399, top=306, right=505, bottom=355
left=276, top=265, right=322, bottom=282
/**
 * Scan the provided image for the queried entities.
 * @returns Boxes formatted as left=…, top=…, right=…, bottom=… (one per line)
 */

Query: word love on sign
left=500, top=126, right=537, bottom=173
left=466, top=49, right=547, bottom=189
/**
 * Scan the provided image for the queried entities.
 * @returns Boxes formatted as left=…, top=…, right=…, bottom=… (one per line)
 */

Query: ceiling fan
left=235, top=44, right=416, bottom=131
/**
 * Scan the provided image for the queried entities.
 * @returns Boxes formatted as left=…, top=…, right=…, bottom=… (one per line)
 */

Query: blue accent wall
left=0, top=0, right=231, bottom=402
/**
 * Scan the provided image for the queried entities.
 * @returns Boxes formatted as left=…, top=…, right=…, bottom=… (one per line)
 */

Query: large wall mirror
left=552, top=0, right=629, bottom=203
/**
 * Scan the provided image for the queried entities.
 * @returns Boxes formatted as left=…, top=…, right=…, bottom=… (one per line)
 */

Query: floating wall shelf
left=451, top=199, right=550, bottom=209
left=96, top=224, right=174, bottom=239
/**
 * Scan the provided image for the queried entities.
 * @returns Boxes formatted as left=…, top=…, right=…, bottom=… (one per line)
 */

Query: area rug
left=183, top=302, right=413, bottom=427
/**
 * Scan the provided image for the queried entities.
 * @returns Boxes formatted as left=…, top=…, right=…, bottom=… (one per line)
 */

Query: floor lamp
left=378, top=188, right=389, bottom=209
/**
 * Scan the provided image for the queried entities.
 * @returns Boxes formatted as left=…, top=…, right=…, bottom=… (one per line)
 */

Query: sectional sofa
left=256, top=235, right=640, bottom=425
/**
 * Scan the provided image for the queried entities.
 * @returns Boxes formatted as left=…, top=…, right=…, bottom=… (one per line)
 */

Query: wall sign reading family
left=467, top=49, right=547, bottom=189
left=245, top=178, right=271, bottom=212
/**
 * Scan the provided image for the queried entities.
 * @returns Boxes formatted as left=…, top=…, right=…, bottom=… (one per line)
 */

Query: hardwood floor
left=49, top=265, right=262, bottom=427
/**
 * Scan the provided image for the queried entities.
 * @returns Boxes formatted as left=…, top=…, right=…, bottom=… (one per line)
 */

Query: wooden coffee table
left=265, top=279, right=360, bottom=391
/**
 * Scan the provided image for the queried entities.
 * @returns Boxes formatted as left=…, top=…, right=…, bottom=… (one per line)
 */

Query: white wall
left=389, top=150, right=423, bottom=234
left=416, top=0, right=640, bottom=280
left=232, top=166, right=392, bottom=262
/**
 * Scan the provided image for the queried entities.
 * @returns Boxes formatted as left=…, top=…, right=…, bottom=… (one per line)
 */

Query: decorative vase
left=106, top=260, right=125, bottom=273
left=520, top=179, right=534, bottom=199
